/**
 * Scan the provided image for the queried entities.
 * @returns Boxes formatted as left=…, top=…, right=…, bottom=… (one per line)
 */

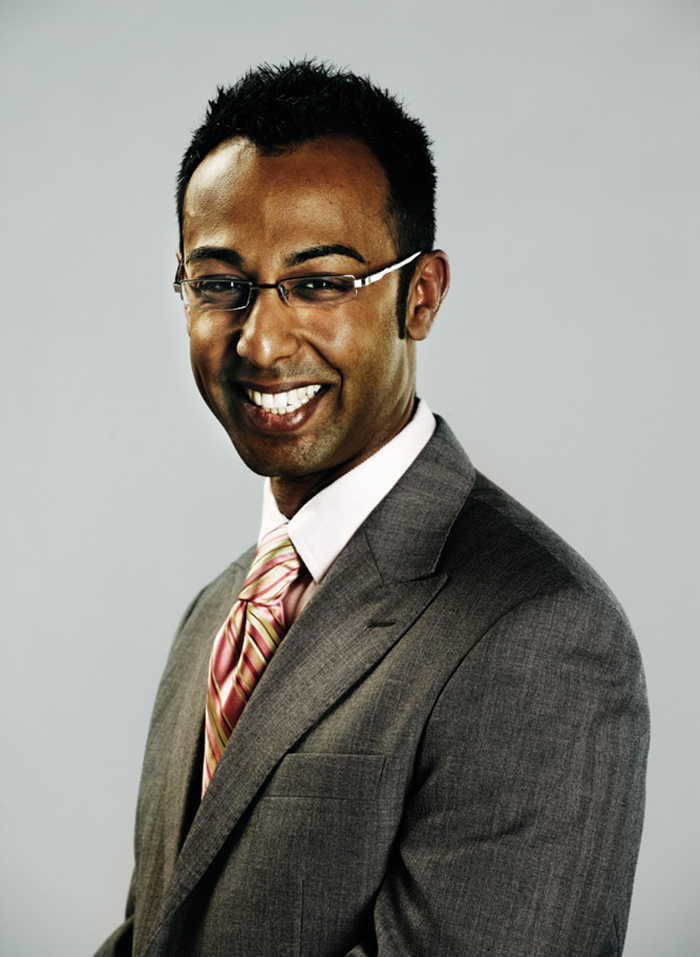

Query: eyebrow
left=186, top=247, right=244, bottom=268
left=284, top=245, right=367, bottom=268
left=185, top=244, right=367, bottom=270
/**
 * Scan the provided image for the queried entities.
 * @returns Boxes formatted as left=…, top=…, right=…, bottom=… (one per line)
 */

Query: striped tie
left=202, top=524, right=302, bottom=795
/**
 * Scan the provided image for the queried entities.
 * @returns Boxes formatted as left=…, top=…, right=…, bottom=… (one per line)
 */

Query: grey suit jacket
left=96, top=418, right=649, bottom=957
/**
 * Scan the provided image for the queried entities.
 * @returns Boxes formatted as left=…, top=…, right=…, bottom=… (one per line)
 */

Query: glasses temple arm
left=355, top=250, right=423, bottom=288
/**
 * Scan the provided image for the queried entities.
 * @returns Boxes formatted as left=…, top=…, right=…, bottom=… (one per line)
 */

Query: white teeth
left=245, top=384, right=321, bottom=414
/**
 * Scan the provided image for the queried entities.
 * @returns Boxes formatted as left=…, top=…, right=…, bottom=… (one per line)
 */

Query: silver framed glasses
left=173, top=250, right=422, bottom=312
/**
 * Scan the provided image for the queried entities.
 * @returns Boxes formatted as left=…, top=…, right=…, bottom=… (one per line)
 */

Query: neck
left=270, top=472, right=339, bottom=519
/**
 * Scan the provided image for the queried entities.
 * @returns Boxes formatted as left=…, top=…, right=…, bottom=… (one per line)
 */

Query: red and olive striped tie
left=202, top=524, right=302, bottom=795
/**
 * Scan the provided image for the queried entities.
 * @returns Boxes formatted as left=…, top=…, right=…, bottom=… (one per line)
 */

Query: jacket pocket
left=262, top=752, right=385, bottom=801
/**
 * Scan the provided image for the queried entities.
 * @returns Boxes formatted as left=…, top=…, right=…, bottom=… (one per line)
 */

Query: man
left=96, top=61, right=648, bottom=957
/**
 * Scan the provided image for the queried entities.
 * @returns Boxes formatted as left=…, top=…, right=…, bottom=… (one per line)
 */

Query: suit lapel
left=162, top=554, right=252, bottom=846
left=147, top=417, right=475, bottom=943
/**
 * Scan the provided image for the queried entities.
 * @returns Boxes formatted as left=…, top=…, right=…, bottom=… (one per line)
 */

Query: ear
left=405, top=251, right=450, bottom=341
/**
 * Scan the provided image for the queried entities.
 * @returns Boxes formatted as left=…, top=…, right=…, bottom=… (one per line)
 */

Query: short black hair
left=176, top=60, right=437, bottom=335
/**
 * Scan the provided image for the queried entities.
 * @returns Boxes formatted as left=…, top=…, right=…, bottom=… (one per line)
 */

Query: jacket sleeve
left=91, top=587, right=208, bottom=957
left=348, top=585, right=649, bottom=956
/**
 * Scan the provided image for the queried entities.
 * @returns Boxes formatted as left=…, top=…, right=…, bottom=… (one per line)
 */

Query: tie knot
left=240, top=524, right=302, bottom=604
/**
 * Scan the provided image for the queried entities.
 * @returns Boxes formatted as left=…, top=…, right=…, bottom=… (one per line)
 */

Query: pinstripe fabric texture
left=202, top=524, right=302, bottom=795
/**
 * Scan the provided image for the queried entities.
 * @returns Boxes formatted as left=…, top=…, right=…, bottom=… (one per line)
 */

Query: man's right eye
left=191, top=278, right=247, bottom=297
left=182, top=278, right=251, bottom=311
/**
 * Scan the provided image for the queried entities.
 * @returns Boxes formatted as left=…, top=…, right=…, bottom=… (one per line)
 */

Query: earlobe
left=405, top=251, right=450, bottom=341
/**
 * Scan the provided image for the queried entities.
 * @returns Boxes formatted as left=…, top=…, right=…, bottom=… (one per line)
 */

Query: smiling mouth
left=243, top=384, right=322, bottom=415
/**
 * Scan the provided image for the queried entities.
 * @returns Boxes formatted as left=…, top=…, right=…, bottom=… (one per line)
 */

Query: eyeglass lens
left=181, top=275, right=358, bottom=311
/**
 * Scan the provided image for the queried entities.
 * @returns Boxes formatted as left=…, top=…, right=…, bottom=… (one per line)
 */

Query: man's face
left=181, top=135, right=420, bottom=503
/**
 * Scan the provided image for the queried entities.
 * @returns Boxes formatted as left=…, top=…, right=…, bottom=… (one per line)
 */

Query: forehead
left=182, top=135, right=394, bottom=260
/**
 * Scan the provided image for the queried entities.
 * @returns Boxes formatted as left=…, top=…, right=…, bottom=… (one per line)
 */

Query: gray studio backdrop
left=1, top=1, right=697, bottom=954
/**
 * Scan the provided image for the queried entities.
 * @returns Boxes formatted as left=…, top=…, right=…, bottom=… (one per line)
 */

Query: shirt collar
left=259, top=398, right=435, bottom=583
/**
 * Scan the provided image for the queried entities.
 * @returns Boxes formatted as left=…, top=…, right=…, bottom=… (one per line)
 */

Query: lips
left=244, top=384, right=322, bottom=416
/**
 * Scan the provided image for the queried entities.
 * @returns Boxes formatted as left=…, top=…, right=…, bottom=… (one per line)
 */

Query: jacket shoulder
left=447, top=468, right=631, bottom=625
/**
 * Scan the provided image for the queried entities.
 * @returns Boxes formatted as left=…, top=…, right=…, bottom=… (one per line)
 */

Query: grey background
left=1, top=0, right=697, bottom=954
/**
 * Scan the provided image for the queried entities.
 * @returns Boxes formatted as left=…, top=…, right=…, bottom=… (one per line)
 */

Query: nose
left=235, top=286, right=300, bottom=369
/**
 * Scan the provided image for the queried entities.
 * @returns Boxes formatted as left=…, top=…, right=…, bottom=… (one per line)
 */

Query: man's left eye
left=295, top=278, right=342, bottom=290
left=287, top=276, right=354, bottom=303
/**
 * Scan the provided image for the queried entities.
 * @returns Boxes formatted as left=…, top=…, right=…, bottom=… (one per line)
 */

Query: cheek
left=188, top=318, right=231, bottom=368
left=188, top=310, right=226, bottom=346
left=359, top=313, right=407, bottom=383
left=188, top=327, right=233, bottom=403
left=330, top=299, right=402, bottom=377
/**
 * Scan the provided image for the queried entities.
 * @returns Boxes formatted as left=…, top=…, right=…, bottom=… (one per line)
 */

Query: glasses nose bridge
left=248, top=280, right=289, bottom=308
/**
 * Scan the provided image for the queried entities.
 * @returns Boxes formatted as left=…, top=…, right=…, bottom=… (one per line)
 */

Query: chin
left=226, top=435, right=306, bottom=479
